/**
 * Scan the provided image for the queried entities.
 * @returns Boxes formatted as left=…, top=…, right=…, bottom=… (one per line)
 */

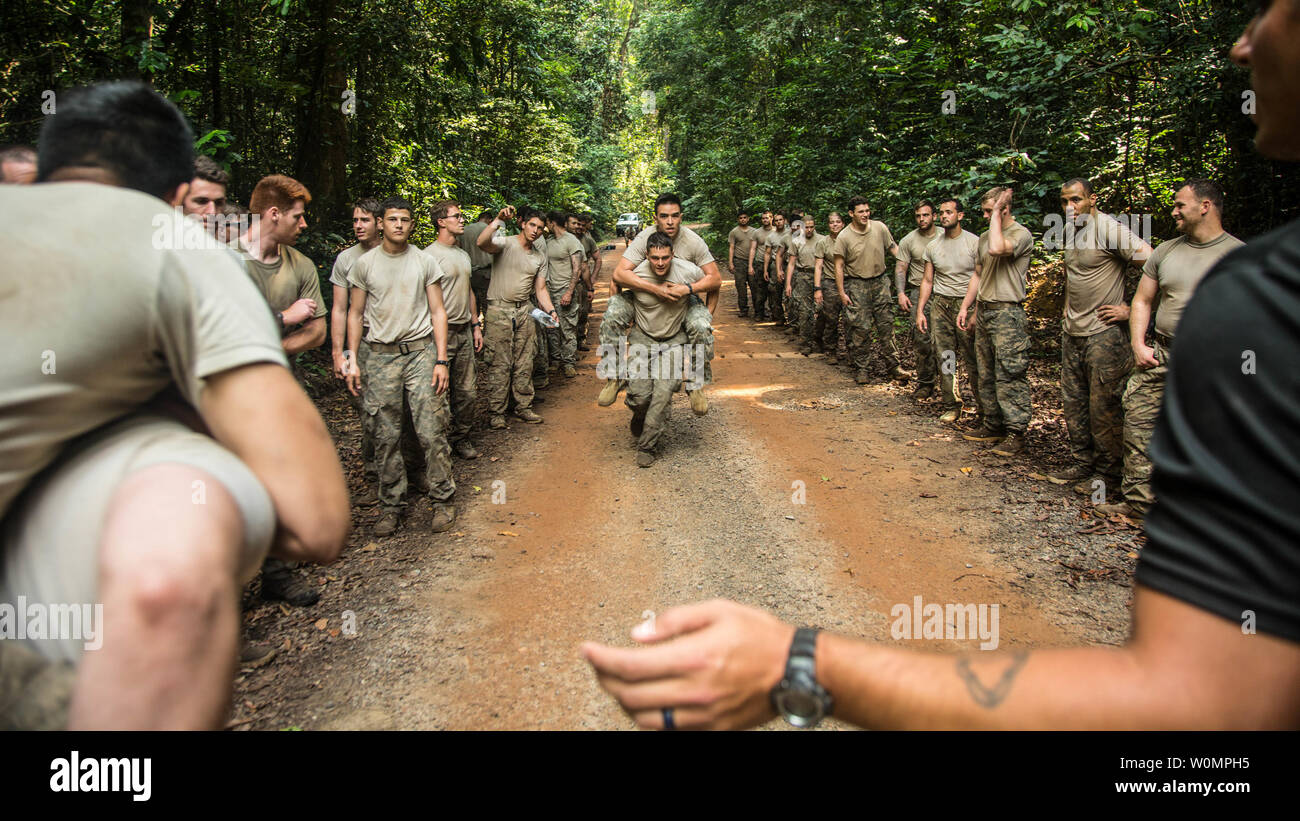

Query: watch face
left=775, top=687, right=824, bottom=728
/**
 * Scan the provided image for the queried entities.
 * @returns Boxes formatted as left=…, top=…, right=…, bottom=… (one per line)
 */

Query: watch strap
left=435, top=359, right=450, bottom=367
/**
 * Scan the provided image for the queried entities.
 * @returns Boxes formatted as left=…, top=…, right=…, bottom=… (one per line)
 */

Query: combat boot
left=453, top=440, right=479, bottom=459
left=260, top=562, right=320, bottom=606
left=990, top=432, right=1025, bottom=456
left=635, top=450, right=656, bottom=467
left=430, top=504, right=456, bottom=533
left=912, top=384, right=934, bottom=401
left=563, top=364, right=577, bottom=378
left=489, top=415, right=506, bottom=429
left=888, top=366, right=912, bottom=383
left=597, top=379, right=621, bottom=406
left=688, top=388, right=709, bottom=416
left=374, top=510, right=400, bottom=537
left=515, top=407, right=544, bottom=424
left=854, top=370, right=871, bottom=385
left=961, top=424, right=1005, bottom=442
left=1095, top=502, right=1143, bottom=521
left=1051, top=463, right=1093, bottom=482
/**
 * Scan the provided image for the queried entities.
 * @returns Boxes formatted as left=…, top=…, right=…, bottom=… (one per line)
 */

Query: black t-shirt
left=1135, top=219, right=1300, bottom=642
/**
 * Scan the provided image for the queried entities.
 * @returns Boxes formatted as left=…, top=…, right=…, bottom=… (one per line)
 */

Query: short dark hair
left=37, top=81, right=194, bottom=198
left=194, top=154, right=230, bottom=186
left=847, top=195, right=870, bottom=211
left=939, top=197, right=964, bottom=213
left=354, top=197, right=382, bottom=220
left=654, top=193, right=682, bottom=213
left=430, top=199, right=461, bottom=224
left=1181, top=178, right=1225, bottom=214
left=220, top=199, right=248, bottom=217
left=914, top=199, right=935, bottom=213
left=1063, top=177, right=1094, bottom=195
left=738, top=209, right=750, bottom=218
left=0, top=144, right=37, bottom=166
left=646, top=231, right=674, bottom=252
left=478, top=208, right=495, bottom=221
left=379, top=196, right=413, bottom=218
left=518, top=207, right=544, bottom=226
left=547, top=210, right=568, bottom=226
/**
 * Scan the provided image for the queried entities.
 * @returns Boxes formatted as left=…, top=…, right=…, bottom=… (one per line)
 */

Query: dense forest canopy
left=3, top=0, right=1293, bottom=247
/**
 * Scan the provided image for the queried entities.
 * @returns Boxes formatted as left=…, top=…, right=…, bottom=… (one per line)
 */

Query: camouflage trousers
left=929, top=293, right=980, bottom=412
left=363, top=342, right=455, bottom=511
left=732, top=261, right=754, bottom=313
left=791, top=268, right=817, bottom=347
left=470, top=266, right=491, bottom=323
left=1062, top=325, right=1132, bottom=479
left=842, top=275, right=901, bottom=373
left=766, top=257, right=786, bottom=323
left=974, top=301, right=1031, bottom=434
left=576, top=282, right=593, bottom=342
left=543, top=286, right=582, bottom=367
left=747, top=260, right=768, bottom=317
left=600, top=291, right=714, bottom=384
left=624, top=326, right=688, bottom=452
left=907, top=286, right=937, bottom=389
left=353, top=340, right=424, bottom=477
left=347, top=340, right=377, bottom=476
left=1119, top=337, right=1169, bottom=514
left=815, top=282, right=842, bottom=352
left=447, top=324, right=478, bottom=445
left=482, top=298, right=538, bottom=415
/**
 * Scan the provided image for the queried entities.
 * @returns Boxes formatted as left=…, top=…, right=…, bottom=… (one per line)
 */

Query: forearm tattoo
left=956, top=650, right=1029, bottom=709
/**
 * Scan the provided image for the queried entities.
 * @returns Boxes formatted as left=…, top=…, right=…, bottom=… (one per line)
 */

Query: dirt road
left=232, top=241, right=1141, bottom=730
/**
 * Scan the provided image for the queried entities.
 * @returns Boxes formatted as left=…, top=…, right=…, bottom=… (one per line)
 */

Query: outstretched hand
left=582, top=599, right=796, bottom=730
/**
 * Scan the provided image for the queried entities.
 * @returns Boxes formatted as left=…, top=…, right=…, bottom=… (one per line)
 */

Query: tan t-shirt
left=487, top=235, right=545, bottom=303
left=624, top=224, right=715, bottom=268
left=766, top=227, right=791, bottom=265
left=424, top=241, right=475, bottom=325
left=833, top=220, right=896, bottom=280
left=976, top=220, right=1035, bottom=302
left=630, top=258, right=706, bottom=339
left=244, top=244, right=327, bottom=330
left=728, top=226, right=758, bottom=266
left=1145, top=231, right=1245, bottom=338
left=1063, top=213, right=1145, bottom=336
left=330, top=242, right=370, bottom=290
left=542, top=231, right=584, bottom=291
left=924, top=229, right=980, bottom=298
left=580, top=233, right=598, bottom=262
left=459, top=220, right=495, bottom=270
left=0, top=182, right=287, bottom=520
left=751, top=226, right=772, bottom=266
left=793, top=232, right=824, bottom=270
left=898, top=228, right=941, bottom=287
left=349, top=245, right=448, bottom=344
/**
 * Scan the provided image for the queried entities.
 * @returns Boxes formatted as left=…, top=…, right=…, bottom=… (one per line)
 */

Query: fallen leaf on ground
left=328, top=629, right=340, bottom=638
left=1027, top=472, right=1049, bottom=481
left=361, top=542, right=379, bottom=552
left=314, top=618, right=328, bottom=630
left=498, top=530, right=518, bottom=537
left=960, top=467, right=973, bottom=475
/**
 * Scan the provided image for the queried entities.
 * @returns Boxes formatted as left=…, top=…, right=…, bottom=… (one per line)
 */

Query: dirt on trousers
left=231, top=241, right=1143, bottom=731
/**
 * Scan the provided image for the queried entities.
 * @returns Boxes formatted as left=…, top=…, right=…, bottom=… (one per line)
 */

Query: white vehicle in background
left=615, top=213, right=641, bottom=240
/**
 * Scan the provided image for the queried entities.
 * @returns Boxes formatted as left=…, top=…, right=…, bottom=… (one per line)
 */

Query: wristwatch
left=770, top=627, right=832, bottom=728
left=435, top=359, right=450, bottom=367
left=275, top=310, right=285, bottom=325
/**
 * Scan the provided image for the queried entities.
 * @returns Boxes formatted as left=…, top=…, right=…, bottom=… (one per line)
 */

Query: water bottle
left=530, top=307, right=559, bottom=328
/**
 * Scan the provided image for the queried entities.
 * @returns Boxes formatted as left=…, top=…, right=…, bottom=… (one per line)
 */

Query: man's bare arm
left=282, top=316, right=325, bottom=356
left=584, top=588, right=1300, bottom=730
left=199, top=363, right=349, bottom=564
left=330, top=284, right=349, bottom=377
